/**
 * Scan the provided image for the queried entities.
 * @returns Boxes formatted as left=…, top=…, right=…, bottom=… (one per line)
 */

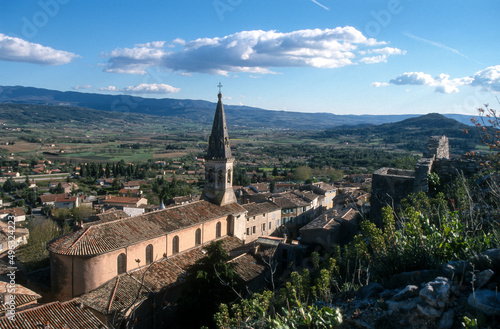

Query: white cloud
left=103, top=27, right=404, bottom=75
left=360, top=55, right=388, bottom=64
left=383, top=66, right=500, bottom=94
left=135, top=41, right=166, bottom=48
left=390, top=72, right=435, bottom=86
left=123, top=83, right=180, bottom=94
left=470, top=65, right=500, bottom=92
left=73, top=85, right=92, bottom=90
left=370, top=82, right=389, bottom=87
left=0, top=33, right=78, bottom=65
left=99, top=83, right=180, bottom=94
left=99, top=85, right=119, bottom=91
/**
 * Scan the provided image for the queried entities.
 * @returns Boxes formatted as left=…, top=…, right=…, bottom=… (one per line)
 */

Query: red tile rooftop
left=48, top=200, right=246, bottom=257
left=0, top=299, right=106, bottom=328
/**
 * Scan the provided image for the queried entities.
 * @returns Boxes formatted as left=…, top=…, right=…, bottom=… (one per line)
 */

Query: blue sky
left=0, top=0, right=499, bottom=115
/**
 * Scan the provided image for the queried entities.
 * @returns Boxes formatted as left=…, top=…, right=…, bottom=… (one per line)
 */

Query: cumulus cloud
left=99, top=83, right=180, bottom=94
left=470, top=65, right=500, bottom=92
left=0, top=33, right=78, bottom=65
left=103, top=27, right=404, bottom=75
left=73, top=85, right=92, bottom=90
left=390, top=72, right=435, bottom=86
left=379, top=65, right=500, bottom=94
left=123, top=83, right=180, bottom=94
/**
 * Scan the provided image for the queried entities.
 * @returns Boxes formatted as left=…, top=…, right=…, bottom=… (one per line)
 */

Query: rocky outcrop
left=338, top=249, right=500, bottom=329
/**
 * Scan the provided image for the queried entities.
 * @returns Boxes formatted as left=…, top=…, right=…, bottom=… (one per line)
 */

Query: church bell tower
left=202, top=84, right=237, bottom=206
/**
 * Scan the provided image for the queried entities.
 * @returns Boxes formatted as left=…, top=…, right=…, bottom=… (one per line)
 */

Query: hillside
left=0, top=85, right=475, bottom=130
left=317, top=113, right=481, bottom=153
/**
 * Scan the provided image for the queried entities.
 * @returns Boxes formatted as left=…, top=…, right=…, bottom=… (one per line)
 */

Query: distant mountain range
left=0, top=85, right=476, bottom=129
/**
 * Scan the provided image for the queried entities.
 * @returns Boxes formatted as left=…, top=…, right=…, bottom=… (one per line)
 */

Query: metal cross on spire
left=217, top=82, right=223, bottom=93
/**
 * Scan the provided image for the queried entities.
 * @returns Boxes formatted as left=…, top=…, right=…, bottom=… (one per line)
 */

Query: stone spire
left=207, top=92, right=232, bottom=159
left=202, top=85, right=237, bottom=206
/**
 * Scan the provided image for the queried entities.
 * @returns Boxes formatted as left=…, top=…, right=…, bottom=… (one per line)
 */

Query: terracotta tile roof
left=131, top=236, right=243, bottom=292
left=81, top=236, right=243, bottom=314
left=122, top=180, right=143, bottom=187
left=55, top=196, right=78, bottom=203
left=83, top=210, right=129, bottom=228
left=312, top=182, right=335, bottom=192
left=293, top=190, right=320, bottom=202
left=0, top=298, right=107, bottom=328
left=251, top=183, right=269, bottom=192
left=300, top=208, right=359, bottom=231
left=40, top=193, right=69, bottom=203
left=103, top=196, right=143, bottom=204
left=48, top=201, right=246, bottom=256
left=0, top=277, right=41, bottom=315
left=79, top=274, right=152, bottom=315
left=231, top=253, right=265, bottom=282
left=0, top=208, right=25, bottom=217
left=242, top=201, right=280, bottom=217
left=271, top=192, right=309, bottom=209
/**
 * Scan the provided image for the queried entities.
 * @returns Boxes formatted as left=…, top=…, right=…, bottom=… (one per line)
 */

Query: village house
left=0, top=207, right=26, bottom=223
left=274, top=182, right=298, bottom=193
left=118, top=188, right=142, bottom=197
left=2, top=172, right=19, bottom=178
left=60, top=182, right=78, bottom=193
left=54, top=195, right=80, bottom=209
left=299, top=207, right=360, bottom=247
left=301, top=182, right=337, bottom=209
left=241, top=201, right=281, bottom=243
left=49, top=181, right=78, bottom=193
left=98, top=196, right=149, bottom=216
left=97, top=178, right=115, bottom=186
left=165, top=194, right=200, bottom=206
left=122, top=180, right=145, bottom=189
left=40, top=193, right=70, bottom=206
left=0, top=220, right=29, bottom=252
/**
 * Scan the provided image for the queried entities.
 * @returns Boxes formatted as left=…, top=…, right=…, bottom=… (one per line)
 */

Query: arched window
left=216, top=222, right=222, bottom=238
left=208, top=169, right=214, bottom=183
left=227, top=169, right=232, bottom=184
left=117, top=253, right=127, bottom=275
left=195, top=228, right=202, bottom=246
left=172, top=236, right=179, bottom=254
left=146, top=244, right=153, bottom=265
left=217, top=170, right=224, bottom=185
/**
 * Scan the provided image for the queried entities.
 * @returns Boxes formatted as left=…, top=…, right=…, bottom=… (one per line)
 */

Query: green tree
left=71, top=206, right=95, bottom=224
left=176, top=241, right=241, bottom=328
left=18, top=219, right=72, bottom=271
left=2, top=178, right=15, bottom=192
left=293, top=165, right=312, bottom=182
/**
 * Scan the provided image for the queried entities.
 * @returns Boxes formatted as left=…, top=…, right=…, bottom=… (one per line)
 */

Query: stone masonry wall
left=371, top=135, right=481, bottom=223
left=371, top=168, right=415, bottom=225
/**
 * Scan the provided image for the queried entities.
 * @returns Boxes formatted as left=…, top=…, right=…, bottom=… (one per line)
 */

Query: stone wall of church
left=50, top=253, right=73, bottom=301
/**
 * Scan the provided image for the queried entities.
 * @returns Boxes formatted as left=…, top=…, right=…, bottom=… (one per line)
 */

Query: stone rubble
left=337, top=249, right=500, bottom=329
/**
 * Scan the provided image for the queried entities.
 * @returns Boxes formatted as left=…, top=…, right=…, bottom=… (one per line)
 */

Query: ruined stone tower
left=202, top=90, right=237, bottom=206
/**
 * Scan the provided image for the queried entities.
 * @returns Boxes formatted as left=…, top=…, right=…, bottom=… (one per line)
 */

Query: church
left=47, top=88, right=335, bottom=310
left=48, top=89, right=249, bottom=301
